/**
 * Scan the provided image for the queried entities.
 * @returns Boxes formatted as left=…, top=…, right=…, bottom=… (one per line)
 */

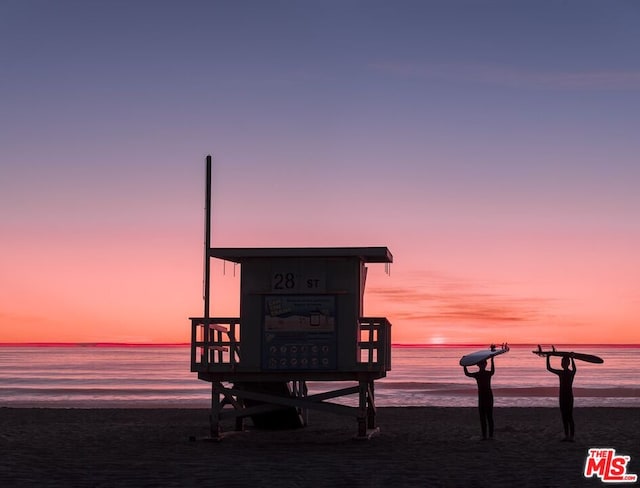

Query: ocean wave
left=375, top=384, right=640, bottom=398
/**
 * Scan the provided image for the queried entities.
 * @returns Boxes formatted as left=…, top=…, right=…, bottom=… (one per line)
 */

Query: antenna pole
left=203, top=155, right=212, bottom=319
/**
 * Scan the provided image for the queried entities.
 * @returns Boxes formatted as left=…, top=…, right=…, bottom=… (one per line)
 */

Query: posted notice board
left=262, top=295, right=337, bottom=371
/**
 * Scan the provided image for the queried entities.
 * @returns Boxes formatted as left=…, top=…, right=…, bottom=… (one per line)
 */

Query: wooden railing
left=190, top=316, right=391, bottom=373
left=190, top=317, right=241, bottom=372
left=357, top=317, right=392, bottom=371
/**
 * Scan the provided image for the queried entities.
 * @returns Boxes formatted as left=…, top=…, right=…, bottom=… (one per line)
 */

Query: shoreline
left=2, top=403, right=640, bottom=409
left=3, top=390, right=640, bottom=409
left=2, top=407, right=638, bottom=487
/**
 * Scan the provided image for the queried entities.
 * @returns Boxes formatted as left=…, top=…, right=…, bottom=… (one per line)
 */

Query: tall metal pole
left=203, top=155, right=212, bottom=319
left=204, top=155, right=215, bottom=439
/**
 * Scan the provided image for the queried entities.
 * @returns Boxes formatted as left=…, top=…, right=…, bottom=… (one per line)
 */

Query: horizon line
left=0, top=342, right=638, bottom=348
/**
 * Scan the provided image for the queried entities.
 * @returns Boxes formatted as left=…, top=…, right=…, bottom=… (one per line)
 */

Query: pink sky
left=1, top=2, right=639, bottom=344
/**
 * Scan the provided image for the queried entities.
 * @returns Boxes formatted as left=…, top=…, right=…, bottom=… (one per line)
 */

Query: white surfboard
left=459, top=344, right=509, bottom=367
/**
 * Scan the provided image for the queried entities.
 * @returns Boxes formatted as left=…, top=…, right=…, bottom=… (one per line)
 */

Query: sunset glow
left=1, top=1, right=639, bottom=345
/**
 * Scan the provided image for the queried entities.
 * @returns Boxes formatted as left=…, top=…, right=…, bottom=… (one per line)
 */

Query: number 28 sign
left=271, top=271, right=325, bottom=293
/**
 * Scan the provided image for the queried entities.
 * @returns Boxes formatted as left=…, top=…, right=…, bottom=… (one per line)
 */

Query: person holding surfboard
left=463, top=356, right=495, bottom=440
left=534, top=345, right=603, bottom=441
left=546, top=353, right=576, bottom=441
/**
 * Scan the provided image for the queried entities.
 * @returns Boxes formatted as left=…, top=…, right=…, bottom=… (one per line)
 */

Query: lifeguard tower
left=190, top=156, right=393, bottom=439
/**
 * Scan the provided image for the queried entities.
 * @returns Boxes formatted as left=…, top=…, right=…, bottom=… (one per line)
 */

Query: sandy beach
left=1, top=407, right=638, bottom=487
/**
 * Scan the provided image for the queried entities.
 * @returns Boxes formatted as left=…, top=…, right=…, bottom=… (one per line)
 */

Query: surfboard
left=459, top=344, right=509, bottom=367
left=532, top=345, right=604, bottom=364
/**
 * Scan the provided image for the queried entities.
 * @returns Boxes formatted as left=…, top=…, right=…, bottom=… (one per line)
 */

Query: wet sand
left=1, top=407, right=638, bottom=487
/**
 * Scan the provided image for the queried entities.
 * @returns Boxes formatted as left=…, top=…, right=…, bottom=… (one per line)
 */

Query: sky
left=1, top=0, right=639, bottom=345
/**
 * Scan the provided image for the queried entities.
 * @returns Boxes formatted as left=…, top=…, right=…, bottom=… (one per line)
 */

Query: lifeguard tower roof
left=210, top=246, right=393, bottom=264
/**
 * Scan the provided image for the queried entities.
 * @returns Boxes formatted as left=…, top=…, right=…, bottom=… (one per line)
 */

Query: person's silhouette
left=547, top=354, right=576, bottom=441
left=464, top=356, right=494, bottom=440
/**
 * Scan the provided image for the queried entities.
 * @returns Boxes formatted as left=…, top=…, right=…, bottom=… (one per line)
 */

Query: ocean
left=1, top=345, right=638, bottom=408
